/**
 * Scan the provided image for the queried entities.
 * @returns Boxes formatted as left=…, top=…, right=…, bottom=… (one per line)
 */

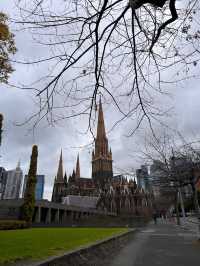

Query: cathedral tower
left=92, top=98, right=113, bottom=188
left=52, top=150, right=65, bottom=202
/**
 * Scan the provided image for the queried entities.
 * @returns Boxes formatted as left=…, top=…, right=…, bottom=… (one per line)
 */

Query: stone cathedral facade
left=52, top=99, right=153, bottom=216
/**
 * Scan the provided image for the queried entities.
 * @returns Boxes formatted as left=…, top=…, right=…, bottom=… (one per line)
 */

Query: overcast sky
left=1, top=0, right=200, bottom=200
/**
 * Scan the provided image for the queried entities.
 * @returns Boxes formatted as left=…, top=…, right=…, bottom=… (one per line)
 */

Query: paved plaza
left=109, top=219, right=200, bottom=266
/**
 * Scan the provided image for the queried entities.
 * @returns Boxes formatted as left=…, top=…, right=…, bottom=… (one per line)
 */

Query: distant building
left=150, top=160, right=167, bottom=197
left=3, top=162, right=23, bottom=199
left=136, top=165, right=150, bottom=191
left=23, top=174, right=45, bottom=200
left=170, top=156, right=194, bottom=199
left=0, top=167, right=7, bottom=199
left=62, top=195, right=98, bottom=209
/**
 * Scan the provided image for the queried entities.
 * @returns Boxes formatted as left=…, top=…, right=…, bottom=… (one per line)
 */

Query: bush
left=0, top=220, right=29, bottom=230
left=21, top=145, right=38, bottom=223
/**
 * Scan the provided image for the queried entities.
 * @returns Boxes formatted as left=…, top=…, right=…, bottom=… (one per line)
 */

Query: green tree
left=21, top=145, right=38, bottom=224
left=0, top=12, right=16, bottom=83
left=0, top=113, right=3, bottom=146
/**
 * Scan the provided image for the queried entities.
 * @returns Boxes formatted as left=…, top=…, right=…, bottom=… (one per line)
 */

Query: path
left=109, top=219, right=200, bottom=266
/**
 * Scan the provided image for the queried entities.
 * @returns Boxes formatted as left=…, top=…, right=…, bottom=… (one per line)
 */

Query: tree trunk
left=175, top=191, right=180, bottom=225
left=191, top=182, right=200, bottom=238
left=178, top=187, right=186, bottom=223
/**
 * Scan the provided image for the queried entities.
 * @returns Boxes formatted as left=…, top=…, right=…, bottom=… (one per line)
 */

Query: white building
left=3, top=162, right=23, bottom=199
left=62, top=195, right=99, bottom=209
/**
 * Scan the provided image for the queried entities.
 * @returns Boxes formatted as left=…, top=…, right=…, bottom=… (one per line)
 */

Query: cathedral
left=52, top=99, right=152, bottom=216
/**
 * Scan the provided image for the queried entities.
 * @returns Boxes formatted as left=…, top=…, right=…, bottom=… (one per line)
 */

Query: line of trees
left=142, top=132, right=200, bottom=231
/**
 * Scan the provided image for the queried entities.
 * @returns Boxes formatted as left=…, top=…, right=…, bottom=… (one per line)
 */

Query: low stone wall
left=32, top=214, right=149, bottom=228
left=33, top=230, right=136, bottom=266
left=0, top=199, right=116, bottom=225
left=0, top=200, right=150, bottom=228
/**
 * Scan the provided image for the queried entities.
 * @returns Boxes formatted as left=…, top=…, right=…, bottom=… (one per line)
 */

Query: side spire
left=64, top=171, right=67, bottom=183
left=57, top=149, right=64, bottom=181
left=75, top=153, right=80, bottom=178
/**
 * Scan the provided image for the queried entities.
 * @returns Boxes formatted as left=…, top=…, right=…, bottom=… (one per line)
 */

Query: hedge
left=0, top=220, right=29, bottom=230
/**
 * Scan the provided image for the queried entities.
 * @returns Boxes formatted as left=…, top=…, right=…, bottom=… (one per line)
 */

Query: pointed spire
left=64, top=171, right=67, bottom=183
left=16, top=160, right=21, bottom=170
left=75, top=153, right=80, bottom=178
left=71, top=169, right=76, bottom=183
left=96, top=97, right=106, bottom=139
left=57, top=149, right=64, bottom=181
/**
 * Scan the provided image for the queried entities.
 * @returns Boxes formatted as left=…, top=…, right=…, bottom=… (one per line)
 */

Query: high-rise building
left=92, top=98, right=113, bottom=188
left=23, top=174, right=45, bottom=200
left=136, top=165, right=150, bottom=191
left=3, top=161, right=23, bottom=199
left=150, top=160, right=167, bottom=197
left=0, top=167, right=7, bottom=199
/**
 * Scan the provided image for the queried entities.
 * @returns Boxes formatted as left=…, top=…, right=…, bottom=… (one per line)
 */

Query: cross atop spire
left=56, top=149, right=64, bottom=181
left=96, top=97, right=106, bottom=139
left=75, top=153, right=80, bottom=178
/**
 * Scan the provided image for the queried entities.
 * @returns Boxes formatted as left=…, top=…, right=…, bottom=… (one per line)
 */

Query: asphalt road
left=109, top=220, right=200, bottom=266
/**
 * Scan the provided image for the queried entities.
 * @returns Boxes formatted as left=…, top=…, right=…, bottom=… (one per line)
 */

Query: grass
left=0, top=227, right=128, bottom=264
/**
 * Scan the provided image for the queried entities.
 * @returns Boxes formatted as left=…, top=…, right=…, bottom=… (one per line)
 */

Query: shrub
left=20, top=145, right=38, bottom=223
left=0, top=220, right=28, bottom=230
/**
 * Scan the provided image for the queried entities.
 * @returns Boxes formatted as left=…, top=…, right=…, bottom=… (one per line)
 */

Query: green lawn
left=0, top=227, right=127, bottom=264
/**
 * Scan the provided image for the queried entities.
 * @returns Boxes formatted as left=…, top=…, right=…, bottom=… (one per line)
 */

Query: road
left=109, top=220, right=200, bottom=266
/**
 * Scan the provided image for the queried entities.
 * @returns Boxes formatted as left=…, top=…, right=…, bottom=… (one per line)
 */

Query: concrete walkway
left=109, top=219, right=200, bottom=266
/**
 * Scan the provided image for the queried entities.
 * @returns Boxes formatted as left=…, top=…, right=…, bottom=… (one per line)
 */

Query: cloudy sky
left=1, top=0, right=200, bottom=200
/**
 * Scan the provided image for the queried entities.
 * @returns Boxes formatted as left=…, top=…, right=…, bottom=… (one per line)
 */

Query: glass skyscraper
left=3, top=162, right=23, bottom=199
left=23, top=174, right=45, bottom=200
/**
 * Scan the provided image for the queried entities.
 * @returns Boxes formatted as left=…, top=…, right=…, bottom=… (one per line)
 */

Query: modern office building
left=23, top=174, right=45, bottom=200
left=0, top=167, right=7, bottom=199
left=136, top=165, right=150, bottom=191
left=149, top=160, right=168, bottom=197
left=3, top=162, right=23, bottom=199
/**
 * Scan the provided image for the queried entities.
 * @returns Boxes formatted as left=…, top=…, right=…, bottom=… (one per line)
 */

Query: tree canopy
left=0, top=12, right=16, bottom=83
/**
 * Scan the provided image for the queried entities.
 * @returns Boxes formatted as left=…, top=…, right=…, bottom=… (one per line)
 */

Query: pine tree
left=21, top=145, right=38, bottom=224
left=0, top=113, right=3, bottom=146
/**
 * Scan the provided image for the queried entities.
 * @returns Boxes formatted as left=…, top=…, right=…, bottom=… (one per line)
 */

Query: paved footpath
left=109, top=220, right=200, bottom=266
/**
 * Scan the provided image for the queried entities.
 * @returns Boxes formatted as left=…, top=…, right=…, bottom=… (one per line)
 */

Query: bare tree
left=11, top=0, right=199, bottom=132
left=142, top=131, right=200, bottom=233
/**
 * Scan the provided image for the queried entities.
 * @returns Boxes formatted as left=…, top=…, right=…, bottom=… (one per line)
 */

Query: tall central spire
left=95, top=98, right=109, bottom=157
left=96, top=97, right=106, bottom=139
left=57, top=149, right=64, bottom=181
left=92, top=97, right=113, bottom=187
